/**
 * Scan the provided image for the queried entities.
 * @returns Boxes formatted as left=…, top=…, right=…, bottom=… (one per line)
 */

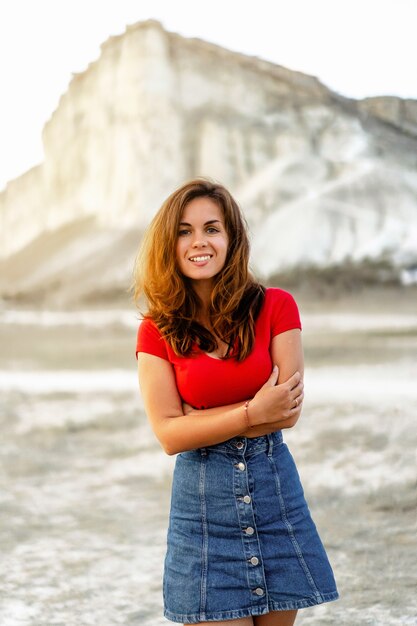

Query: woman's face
left=176, top=197, right=229, bottom=286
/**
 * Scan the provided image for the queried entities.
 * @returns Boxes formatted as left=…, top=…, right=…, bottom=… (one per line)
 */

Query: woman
left=133, top=178, right=339, bottom=626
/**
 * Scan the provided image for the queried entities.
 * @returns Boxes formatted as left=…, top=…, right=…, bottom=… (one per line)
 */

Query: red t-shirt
left=135, top=287, right=302, bottom=409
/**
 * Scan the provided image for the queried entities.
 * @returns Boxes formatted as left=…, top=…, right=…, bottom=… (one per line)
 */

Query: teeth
left=190, top=255, right=211, bottom=262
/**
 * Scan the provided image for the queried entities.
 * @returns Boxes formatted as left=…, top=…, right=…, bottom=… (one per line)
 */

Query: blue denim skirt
left=163, top=431, right=339, bottom=623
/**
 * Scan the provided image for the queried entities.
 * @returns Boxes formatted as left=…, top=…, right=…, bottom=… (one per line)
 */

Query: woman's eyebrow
left=179, top=219, right=221, bottom=226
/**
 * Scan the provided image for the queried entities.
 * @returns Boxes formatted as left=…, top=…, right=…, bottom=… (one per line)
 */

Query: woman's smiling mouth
left=188, top=254, right=213, bottom=263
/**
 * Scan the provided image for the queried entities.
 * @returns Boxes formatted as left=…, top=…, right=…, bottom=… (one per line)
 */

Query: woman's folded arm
left=138, top=335, right=304, bottom=454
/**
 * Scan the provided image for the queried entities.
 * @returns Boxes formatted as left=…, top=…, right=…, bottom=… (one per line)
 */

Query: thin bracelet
left=243, top=400, right=253, bottom=429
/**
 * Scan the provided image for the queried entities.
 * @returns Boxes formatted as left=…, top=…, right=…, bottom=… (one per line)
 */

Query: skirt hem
left=164, top=590, right=339, bottom=623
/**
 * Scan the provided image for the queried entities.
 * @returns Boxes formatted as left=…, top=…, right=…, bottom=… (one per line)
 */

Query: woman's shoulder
left=260, top=287, right=302, bottom=333
left=264, top=287, right=298, bottom=305
left=136, top=316, right=170, bottom=360
left=136, top=316, right=163, bottom=341
left=138, top=316, right=161, bottom=333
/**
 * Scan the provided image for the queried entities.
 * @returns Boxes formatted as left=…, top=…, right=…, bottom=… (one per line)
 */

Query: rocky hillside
left=1, top=19, right=416, bottom=305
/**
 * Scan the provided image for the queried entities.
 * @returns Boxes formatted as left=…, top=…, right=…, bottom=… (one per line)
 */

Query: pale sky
left=0, top=0, right=416, bottom=191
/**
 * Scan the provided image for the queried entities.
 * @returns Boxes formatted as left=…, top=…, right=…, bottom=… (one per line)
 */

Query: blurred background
left=0, top=1, right=416, bottom=624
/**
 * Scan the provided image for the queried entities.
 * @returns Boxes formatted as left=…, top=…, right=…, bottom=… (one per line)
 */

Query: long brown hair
left=131, top=177, right=265, bottom=361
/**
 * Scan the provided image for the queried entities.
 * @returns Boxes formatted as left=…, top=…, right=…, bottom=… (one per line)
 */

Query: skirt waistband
left=199, top=430, right=283, bottom=458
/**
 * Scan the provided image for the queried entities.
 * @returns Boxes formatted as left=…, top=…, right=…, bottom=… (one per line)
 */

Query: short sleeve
left=268, top=288, right=302, bottom=337
left=135, top=318, right=169, bottom=360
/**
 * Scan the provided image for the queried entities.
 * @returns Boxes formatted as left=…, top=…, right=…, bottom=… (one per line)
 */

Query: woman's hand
left=247, top=365, right=304, bottom=428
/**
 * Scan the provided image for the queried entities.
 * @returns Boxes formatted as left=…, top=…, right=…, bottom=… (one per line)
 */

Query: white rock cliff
left=1, top=19, right=416, bottom=303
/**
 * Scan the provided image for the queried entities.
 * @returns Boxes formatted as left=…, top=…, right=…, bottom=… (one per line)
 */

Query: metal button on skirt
left=163, top=431, right=339, bottom=624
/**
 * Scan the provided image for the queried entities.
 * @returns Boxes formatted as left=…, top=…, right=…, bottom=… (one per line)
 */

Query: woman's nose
left=191, top=234, right=208, bottom=247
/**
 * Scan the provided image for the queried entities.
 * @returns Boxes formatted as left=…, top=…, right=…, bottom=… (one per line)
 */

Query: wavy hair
left=131, top=177, right=265, bottom=361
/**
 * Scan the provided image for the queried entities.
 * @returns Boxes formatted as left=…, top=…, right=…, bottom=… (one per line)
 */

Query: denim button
left=245, top=526, right=254, bottom=535
left=250, top=556, right=259, bottom=565
left=235, top=441, right=244, bottom=449
left=237, top=462, right=246, bottom=471
left=254, top=587, right=264, bottom=596
left=243, top=495, right=251, bottom=504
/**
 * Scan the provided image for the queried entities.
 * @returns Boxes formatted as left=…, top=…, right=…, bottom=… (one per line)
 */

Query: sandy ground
left=0, top=287, right=416, bottom=625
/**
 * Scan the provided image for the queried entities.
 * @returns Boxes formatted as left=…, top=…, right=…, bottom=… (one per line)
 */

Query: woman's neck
left=191, top=279, right=213, bottom=314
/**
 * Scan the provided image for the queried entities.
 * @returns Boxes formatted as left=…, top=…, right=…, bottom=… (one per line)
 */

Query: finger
left=283, top=404, right=301, bottom=419
left=182, top=402, right=195, bottom=415
left=291, top=383, right=304, bottom=403
left=287, top=371, right=301, bottom=389
left=289, top=401, right=302, bottom=414
left=291, top=392, right=304, bottom=409
left=265, top=364, right=279, bottom=387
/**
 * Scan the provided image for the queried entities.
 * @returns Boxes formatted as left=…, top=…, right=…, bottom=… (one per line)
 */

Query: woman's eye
left=178, top=229, right=190, bottom=236
left=207, top=227, right=219, bottom=234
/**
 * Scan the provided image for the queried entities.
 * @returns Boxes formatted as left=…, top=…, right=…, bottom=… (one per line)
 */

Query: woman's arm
left=138, top=344, right=303, bottom=455
left=272, top=328, right=304, bottom=384
left=138, top=353, right=251, bottom=455
left=242, top=327, right=304, bottom=435
left=181, top=329, right=305, bottom=437
left=183, top=401, right=301, bottom=437
left=182, top=400, right=300, bottom=438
